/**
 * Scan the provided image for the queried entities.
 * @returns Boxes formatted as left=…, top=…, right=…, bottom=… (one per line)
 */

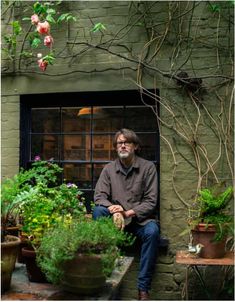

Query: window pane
left=124, top=106, right=157, bottom=131
left=31, top=108, right=60, bottom=133
left=62, top=108, right=91, bottom=133
left=138, top=133, right=157, bottom=161
left=63, top=163, right=92, bottom=189
left=93, top=107, right=124, bottom=132
left=62, top=135, right=90, bottom=160
left=92, top=134, right=113, bottom=160
left=31, top=134, right=59, bottom=160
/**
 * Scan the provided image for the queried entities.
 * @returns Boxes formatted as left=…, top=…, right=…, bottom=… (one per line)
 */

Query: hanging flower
left=44, top=35, right=54, bottom=47
left=31, top=14, right=40, bottom=25
left=38, top=59, right=48, bottom=71
left=37, top=21, right=50, bottom=35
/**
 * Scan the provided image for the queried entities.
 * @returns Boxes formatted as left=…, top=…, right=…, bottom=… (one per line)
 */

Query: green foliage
left=3, top=1, right=76, bottom=69
left=57, top=13, right=77, bottom=23
left=188, top=184, right=234, bottom=241
left=42, top=53, right=55, bottom=65
left=91, top=22, right=106, bottom=32
left=1, top=157, right=86, bottom=245
left=198, top=186, right=233, bottom=216
left=37, top=217, right=134, bottom=284
left=3, top=20, right=22, bottom=59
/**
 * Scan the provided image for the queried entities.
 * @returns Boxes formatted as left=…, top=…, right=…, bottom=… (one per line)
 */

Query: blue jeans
left=93, top=205, right=160, bottom=292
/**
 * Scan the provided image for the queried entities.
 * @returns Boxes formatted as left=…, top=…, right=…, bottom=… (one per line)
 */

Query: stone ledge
left=1, top=257, right=134, bottom=301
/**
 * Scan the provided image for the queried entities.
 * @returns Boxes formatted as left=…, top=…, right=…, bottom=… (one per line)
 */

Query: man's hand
left=108, top=205, right=124, bottom=214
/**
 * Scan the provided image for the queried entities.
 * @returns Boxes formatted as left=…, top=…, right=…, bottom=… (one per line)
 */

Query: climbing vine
left=1, top=1, right=234, bottom=207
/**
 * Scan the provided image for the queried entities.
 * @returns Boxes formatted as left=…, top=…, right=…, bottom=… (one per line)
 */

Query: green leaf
left=209, top=4, right=221, bottom=12
left=20, top=51, right=33, bottom=58
left=46, top=15, right=56, bottom=24
left=57, top=13, right=76, bottom=23
left=31, top=37, right=41, bottom=48
left=22, top=17, right=31, bottom=21
left=33, top=2, right=47, bottom=15
left=46, top=8, right=56, bottom=15
left=12, top=21, right=22, bottom=36
left=91, top=22, right=106, bottom=33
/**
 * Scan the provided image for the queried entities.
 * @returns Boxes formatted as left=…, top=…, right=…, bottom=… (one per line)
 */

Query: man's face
left=116, top=134, right=137, bottom=159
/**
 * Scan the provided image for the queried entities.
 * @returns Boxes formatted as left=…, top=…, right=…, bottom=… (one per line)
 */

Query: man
left=93, top=128, right=160, bottom=300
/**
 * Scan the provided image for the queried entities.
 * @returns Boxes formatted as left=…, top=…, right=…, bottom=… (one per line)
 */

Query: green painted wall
left=1, top=1, right=234, bottom=300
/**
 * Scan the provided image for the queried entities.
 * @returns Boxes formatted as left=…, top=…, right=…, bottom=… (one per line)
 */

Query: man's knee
left=92, top=205, right=110, bottom=220
left=144, top=222, right=160, bottom=241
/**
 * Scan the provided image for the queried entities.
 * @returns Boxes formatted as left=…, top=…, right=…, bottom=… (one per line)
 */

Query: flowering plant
left=1, top=155, right=87, bottom=247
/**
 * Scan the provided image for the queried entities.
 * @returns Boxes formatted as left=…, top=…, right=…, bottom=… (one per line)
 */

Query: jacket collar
left=115, top=156, right=140, bottom=173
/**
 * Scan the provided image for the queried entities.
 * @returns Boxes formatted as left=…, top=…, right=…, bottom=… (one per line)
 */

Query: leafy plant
left=37, top=217, right=134, bottom=284
left=187, top=184, right=234, bottom=241
left=1, top=156, right=86, bottom=245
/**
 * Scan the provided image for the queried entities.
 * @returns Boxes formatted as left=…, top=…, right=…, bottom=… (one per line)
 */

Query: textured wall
left=1, top=1, right=234, bottom=300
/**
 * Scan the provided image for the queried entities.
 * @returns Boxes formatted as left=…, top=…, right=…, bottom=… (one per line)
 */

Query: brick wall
left=1, top=1, right=234, bottom=300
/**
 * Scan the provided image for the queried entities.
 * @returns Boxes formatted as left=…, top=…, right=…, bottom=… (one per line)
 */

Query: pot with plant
left=1, top=156, right=87, bottom=283
left=187, top=183, right=234, bottom=258
left=37, top=217, right=134, bottom=295
left=1, top=167, right=37, bottom=292
left=18, top=160, right=87, bottom=282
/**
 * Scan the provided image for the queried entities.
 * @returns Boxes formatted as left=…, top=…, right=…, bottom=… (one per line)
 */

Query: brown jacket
left=94, top=156, right=158, bottom=225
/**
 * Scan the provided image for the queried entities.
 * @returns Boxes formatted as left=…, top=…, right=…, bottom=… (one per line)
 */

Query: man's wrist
left=124, top=209, right=135, bottom=218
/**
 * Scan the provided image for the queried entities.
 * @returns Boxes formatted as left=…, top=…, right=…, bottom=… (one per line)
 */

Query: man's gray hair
left=113, top=128, right=141, bottom=154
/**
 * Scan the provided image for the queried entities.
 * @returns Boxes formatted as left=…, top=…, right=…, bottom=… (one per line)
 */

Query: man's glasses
left=117, top=141, right=133, bottom=147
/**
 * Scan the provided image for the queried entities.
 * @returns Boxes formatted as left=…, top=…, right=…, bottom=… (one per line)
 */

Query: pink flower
left=44, top=35, right=54, bottom=47
left=34, top=155, right=41, bottom=161
left=37, top=21, right=50, bottom=35
left=38, top=59, right=48, bottom=71
left=31, top=14, right=40, bottom=25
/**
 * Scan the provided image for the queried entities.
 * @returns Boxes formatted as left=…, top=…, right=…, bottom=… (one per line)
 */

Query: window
left=20, top=90, right=160, bottom=209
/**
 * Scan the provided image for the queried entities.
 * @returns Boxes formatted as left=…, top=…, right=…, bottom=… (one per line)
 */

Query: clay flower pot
left=22, top=247, right=48, bottom=283
left=61, top=253, right=106, bottom=294
left=192, top=223, right=226, bottom=259
left=1, top=235, right=21, bottom=292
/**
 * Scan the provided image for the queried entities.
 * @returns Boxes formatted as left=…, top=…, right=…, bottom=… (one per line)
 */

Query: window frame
left=20, top=89, right=160, bottom=218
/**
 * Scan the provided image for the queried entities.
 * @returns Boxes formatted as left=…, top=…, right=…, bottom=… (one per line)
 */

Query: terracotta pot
left=17, top=235, right=29, bottom=263
left=1, top=235, right=21, bottom=293
left=21, top=247, right=48, bottom=283
left=6, top=226, right=19, bottom=237
left=192, top=223, right=226, bottom=259
left=61, top=253, right=106, bottom=294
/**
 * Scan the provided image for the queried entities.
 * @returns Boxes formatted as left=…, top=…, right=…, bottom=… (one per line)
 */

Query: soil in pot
left=61, top=253, right=106, bottom=295
left=1, top=235, right=21, bottom=293
left=192, top=223, right=226, bottom=259
left=22, top=247, right=48, bottom=283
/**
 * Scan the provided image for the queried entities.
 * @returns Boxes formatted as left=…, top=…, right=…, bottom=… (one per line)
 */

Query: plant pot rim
left=1, top=235, right=21, bottom=247
left=192, top=223, right=217, bottom=232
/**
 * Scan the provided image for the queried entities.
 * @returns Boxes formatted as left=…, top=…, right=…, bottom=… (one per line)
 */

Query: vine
left=1, top=1, right=234, bottom=208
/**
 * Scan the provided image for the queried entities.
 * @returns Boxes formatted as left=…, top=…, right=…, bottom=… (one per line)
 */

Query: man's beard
left=118, top=150, right=132, bottom=159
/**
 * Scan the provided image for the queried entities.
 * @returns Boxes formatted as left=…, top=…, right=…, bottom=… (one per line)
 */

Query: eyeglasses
left=116, top=141, right=133, bottom=147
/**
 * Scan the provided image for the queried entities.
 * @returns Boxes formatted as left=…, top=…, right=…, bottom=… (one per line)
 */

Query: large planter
left=1, top=235, right=21, bottom=293
left=22, top=247, right=48, bottom=283
left=192, top=223, right=226, bottom=258
left=61, top=253, right=106, bottom=295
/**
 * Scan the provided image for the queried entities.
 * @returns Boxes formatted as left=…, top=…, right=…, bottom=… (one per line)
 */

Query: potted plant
left=2, top=156, right=87, bottom=283
left=187, top=183, right=234, bottom=258
left=17, top=159, right=87, bottom=282
left=1, top=167, right=36, bottom=292
left=36, top=217, right=134, bottom=294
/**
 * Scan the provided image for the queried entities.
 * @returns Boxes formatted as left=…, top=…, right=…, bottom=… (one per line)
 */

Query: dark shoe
left=138, top=290, right=149, bottom=300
